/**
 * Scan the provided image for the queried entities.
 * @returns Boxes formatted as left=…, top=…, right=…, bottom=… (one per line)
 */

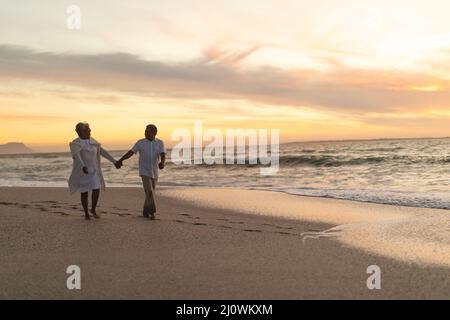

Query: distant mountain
left=0, top=142, right=34, bottom=154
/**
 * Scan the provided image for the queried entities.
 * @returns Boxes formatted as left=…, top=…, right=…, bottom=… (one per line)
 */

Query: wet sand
left=0, top=187, right=449, bottom=299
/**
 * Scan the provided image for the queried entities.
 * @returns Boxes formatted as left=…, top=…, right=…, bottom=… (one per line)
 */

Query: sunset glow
left=1, top=0, right=449, bottom=151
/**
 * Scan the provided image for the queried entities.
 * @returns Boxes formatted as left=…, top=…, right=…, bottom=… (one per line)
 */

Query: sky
left=0, top=0, right=449, bottom=151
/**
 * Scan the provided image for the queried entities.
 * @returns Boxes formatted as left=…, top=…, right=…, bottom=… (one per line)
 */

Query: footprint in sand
left=275, top=226, right=295, bottom=230
left=260, top=223, right=296, bottom=231
left=106, top=212, right=124, bottom=216
left=118, top=213, right=132, bottom=217
left=243, top=229, right=262, bottom=233
left=112, top=207, right=129, bottom=211
left=274, top=231, right=294, bottom=235
left=30, top=200, right=58, bottom=204
left=55, top=211, right=70, bottom=216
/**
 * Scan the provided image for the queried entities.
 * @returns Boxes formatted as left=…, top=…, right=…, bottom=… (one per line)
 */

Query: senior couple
left=68, top=122, right=166, bottom=220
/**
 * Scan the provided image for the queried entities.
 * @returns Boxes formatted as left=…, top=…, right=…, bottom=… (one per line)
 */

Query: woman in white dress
left=68, top=122, right=120, bottom=220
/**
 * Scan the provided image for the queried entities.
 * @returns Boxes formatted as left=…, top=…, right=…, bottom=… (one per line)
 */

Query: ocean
left=1, top=138, right=449, bottom=209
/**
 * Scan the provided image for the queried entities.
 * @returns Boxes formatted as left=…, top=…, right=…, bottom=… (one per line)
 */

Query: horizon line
left=1, top=135, right=449, bottom=155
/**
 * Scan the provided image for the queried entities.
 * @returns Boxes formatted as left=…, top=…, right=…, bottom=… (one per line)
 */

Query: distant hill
left=0, top=142, right=34, bottom=155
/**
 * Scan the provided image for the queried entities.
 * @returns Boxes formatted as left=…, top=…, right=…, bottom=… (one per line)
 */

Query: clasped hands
left=113, top=160, right=165, bottom=170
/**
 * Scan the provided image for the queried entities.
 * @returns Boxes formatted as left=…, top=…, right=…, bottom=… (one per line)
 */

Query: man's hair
left=146, top=124, right=157, bottom=134
left=75, top=122, right=89, bottom=136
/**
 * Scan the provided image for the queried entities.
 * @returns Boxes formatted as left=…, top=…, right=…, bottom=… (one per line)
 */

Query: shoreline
left=1, top=184, right=449, bottom=211
left=0, top=187, right=449, bottom=299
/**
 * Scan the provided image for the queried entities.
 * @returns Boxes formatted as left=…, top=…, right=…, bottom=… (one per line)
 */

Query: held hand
left=115, top=161, right=122, bottom=169
left=82, top=166, right=89, bottom=174
left=158, top=162, right=165, bottom=170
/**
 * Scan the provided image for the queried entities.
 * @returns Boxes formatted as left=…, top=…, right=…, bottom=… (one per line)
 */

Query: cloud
left=0, top=44, right=449, bottom=113
left=0, top=113, right=67, bottom=121
left=202, top=44, right=262, bottom=65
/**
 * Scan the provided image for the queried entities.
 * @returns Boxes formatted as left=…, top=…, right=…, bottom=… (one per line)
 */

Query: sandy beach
left=0, top=187, right=449, bottom=299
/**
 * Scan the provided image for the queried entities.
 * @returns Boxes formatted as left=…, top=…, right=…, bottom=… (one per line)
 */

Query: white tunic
left=131, top=138, right=165, bottom=178
left=68, top=138, right=116, bottom=193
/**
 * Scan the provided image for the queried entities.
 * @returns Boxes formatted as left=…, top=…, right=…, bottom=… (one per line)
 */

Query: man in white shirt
left=117, top=124, right=166, bottom=219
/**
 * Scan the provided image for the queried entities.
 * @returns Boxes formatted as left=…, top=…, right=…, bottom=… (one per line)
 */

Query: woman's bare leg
left=91, top=189, right=100, bottom=218
left=81, top=192, right=90, bottom=220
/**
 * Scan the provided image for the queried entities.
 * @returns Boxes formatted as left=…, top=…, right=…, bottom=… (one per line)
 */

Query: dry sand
left=0, top=187, right=449, bottom=299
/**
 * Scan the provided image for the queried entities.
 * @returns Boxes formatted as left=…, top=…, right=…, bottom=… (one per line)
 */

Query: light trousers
left=141, top=176, right=158, bottom=216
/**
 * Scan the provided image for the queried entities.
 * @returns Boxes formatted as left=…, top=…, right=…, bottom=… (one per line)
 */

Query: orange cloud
left=1, top=44, right=450, bottom=115
left=203, top=44, right=261, bottom=65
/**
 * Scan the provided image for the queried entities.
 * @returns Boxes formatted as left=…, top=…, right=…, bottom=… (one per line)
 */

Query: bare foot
left=84, top=214, right=91, bottom=220
left=91, top=209, right=100, bottom=219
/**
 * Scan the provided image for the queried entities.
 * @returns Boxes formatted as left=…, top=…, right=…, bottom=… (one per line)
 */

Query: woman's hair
left=75, top=122, right=89, bottom=136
